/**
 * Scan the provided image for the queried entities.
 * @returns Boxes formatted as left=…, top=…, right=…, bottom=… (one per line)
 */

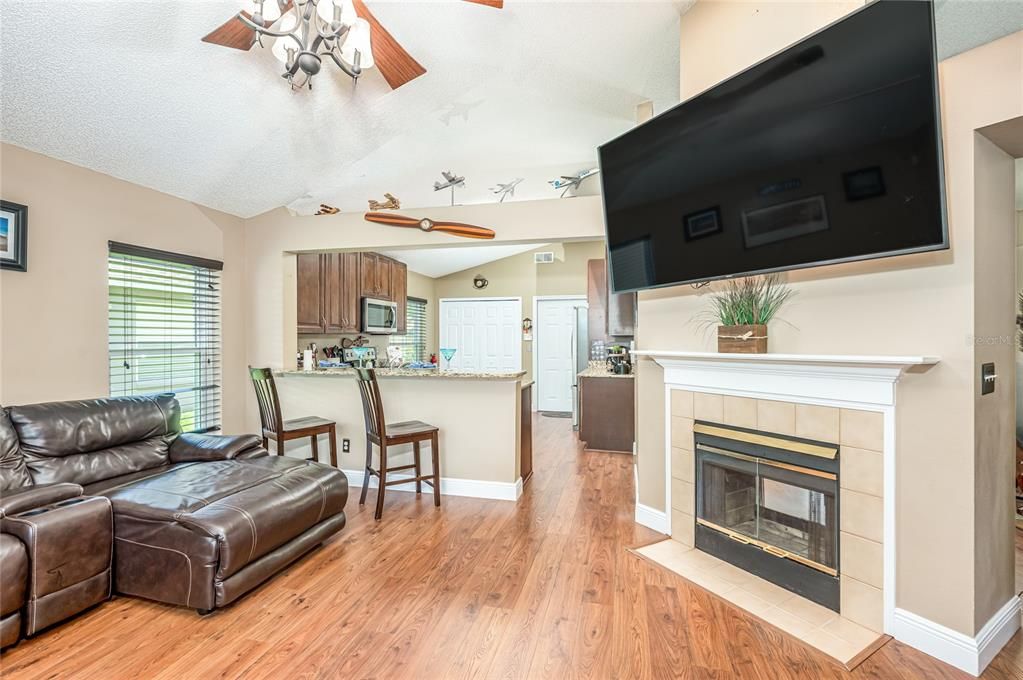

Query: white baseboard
left=634, top=503, right=669, bottom=534
left=342, top=469, right=522, bottom=502
left=890, top=596, right=1021, bottom=676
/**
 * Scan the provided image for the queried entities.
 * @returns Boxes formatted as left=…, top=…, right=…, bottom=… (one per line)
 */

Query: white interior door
left=439, top=298, right=521, bottom=373
left=536, top=298, right=582, bottom=412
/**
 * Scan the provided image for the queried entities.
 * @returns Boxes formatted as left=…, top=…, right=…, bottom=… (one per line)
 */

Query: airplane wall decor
left=549, top=168, right=600, bottom=197
left=433, top=170, right=466, bottom=206
left=368, top=193, right=401, bottom=210
left=490, top=178, right=524, bottom=203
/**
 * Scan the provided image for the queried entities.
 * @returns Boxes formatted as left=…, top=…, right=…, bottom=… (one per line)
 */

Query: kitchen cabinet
left=587, top=258, right=636, bottom=340
left=298, top=251, right=408, bottom=335
left=324, top=252, right=360, bottom=334
left=579, top=375, right=635, bottom=453
left=297, top=253, right=327, bottom=334
left=360, top=253, right=393, bottom=300
left=521, top=382, right=533, bottom=486
left=390, top=258, right=407, bottom=334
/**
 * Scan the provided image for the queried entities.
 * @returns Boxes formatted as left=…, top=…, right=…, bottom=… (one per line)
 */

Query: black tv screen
left=598, top=0, right=947, bottom=293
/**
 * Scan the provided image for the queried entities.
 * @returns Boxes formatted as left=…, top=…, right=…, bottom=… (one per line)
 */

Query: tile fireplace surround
left=632, top=351, right=943, bottom=666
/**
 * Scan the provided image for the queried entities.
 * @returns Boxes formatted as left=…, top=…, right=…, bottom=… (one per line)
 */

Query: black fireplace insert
left=693, top=421, right=840, bottom=611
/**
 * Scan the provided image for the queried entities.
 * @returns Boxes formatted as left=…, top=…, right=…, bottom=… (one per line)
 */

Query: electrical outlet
left=342, top=438, right=351, bottom=453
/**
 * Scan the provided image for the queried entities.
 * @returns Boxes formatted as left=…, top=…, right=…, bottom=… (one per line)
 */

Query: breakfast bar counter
left=270, top=369, right=527, bottom=501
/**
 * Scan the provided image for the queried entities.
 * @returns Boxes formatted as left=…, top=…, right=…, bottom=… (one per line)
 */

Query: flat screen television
left=598, top=0, right=947, bottom=293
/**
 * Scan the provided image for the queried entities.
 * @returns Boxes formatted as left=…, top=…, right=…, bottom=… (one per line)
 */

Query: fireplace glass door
left=697, top=445, right=838, bottom=575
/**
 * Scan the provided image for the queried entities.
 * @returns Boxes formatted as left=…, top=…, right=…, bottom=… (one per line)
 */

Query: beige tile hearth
left=632, top=539, right=886, bottom=669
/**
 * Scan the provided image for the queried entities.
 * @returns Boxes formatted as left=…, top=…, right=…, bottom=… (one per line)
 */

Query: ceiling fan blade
left=463, top=0, right=504, bottom=7
left=201, top=2, right=294, bottom=51
left=352, top=0, right=427, bottom=89
left=432, top=222, right=496, bottom=239
left=201, top=11, right=260, bottom=51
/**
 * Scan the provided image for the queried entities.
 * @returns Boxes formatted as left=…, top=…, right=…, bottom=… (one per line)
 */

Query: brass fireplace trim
left=698, top=444, right=838, bottom=481
left=694, top=423, right=839, bottom=460
left=697, top=517, right=839, bottom=577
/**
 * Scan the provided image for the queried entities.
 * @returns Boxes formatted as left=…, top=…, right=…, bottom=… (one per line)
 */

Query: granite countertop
left=277, top=367, right=527, bottom=381
left=577, top=366, right=634, bottom=379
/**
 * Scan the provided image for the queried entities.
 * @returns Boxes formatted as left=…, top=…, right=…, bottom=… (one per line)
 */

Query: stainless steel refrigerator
left=570, top=305, right=589, bottom=430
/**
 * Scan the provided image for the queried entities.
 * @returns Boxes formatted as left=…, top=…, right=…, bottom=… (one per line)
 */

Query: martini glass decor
left=440, top=347, right=456, bottom=372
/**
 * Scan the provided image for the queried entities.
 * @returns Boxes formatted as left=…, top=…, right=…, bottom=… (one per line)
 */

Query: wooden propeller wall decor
left=364, top=212, right=496, bottom=240
left=203, top=0, right=502, bottom=89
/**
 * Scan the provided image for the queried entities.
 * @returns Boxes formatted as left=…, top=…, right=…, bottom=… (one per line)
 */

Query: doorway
left=534, top=296, right=586, bottom=413
left=438, top=297, right=521, bottom=373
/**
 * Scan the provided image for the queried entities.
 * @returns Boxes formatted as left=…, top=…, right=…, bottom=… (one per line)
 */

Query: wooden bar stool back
left=354, top=368, right=440, bottom=520
left=249, top=367, right=338, bottom=467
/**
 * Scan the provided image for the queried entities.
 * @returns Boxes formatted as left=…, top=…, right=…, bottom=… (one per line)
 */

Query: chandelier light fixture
left=238, top=0, right=374, bottom=90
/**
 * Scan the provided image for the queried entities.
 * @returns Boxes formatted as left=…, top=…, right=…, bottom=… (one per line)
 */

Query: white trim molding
left=890, top=597, right=1022, bottom=676
left=343, top=469, right=523, bottom=502
left=635, top=503, right=669, bottom=534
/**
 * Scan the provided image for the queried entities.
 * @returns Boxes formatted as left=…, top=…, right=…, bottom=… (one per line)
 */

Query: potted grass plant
left=703, top=274, right=794, bottom=354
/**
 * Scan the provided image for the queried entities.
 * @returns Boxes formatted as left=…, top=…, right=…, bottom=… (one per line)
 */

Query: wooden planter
left=718, top=324, right=768, bottom=354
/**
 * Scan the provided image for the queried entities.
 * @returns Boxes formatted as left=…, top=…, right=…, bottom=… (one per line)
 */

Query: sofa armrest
left=170, top=433, right=268, bottom=463
left=0, top=483, right=83, bottom=519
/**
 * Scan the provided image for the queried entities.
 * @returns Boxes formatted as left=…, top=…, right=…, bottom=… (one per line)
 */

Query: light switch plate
left=981, top=362, right=996, bottom=395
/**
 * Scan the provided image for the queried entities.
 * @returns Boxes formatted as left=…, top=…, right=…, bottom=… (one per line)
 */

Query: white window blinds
left=391, top=297, right=428, bottom=363
left=108, top=242, right=223, bottom=433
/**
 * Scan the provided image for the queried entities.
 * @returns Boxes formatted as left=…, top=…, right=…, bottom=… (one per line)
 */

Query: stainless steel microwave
left=362, top=297, right=398, bottom=334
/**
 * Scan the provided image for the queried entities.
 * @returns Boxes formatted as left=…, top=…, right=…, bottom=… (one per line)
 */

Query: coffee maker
left=605, top=345, right=632, bottom=375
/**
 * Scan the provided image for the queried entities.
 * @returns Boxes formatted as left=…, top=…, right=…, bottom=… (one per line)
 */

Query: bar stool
left=353, top=368, right=440, bottom=520
left=249, top=367, right=338, bottom=467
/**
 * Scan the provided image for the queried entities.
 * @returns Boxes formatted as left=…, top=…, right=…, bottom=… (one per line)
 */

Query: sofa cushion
left=0, top=409, right=32, bottom=491
left=8, top=395, right=179, bottom=486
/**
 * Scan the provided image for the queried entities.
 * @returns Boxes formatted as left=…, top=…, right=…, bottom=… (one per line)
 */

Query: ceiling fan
left=203, top=0, right=503, bottom=90
left=364, top=212, right=496, bottom=239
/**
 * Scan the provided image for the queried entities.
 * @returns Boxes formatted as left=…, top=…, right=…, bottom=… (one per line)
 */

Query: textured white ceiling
left=379, top=241, right=549, bottom=278
left=0, top=1, right=682, bottom=218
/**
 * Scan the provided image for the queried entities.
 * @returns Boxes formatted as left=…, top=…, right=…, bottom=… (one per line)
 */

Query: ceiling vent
left=534, top=252, right=555, bottom=264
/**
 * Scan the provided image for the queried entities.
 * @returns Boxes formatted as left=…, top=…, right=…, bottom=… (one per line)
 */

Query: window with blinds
left=391, top=297, right=428, bottom=363
left=108, top=242, right=223, bottom=433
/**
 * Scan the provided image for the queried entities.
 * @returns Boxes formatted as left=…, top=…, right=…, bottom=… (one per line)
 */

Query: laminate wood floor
left=3, top=415, right=1023, bottom=679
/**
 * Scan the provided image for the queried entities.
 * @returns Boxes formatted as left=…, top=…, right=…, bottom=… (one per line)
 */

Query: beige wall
left=0, top=144, right=250, bottom=433
left=275, top=374, right=521, bottom=483
left=432, top=240, right=605, bottom=385
left=636, top=4, right=1023, bottom=637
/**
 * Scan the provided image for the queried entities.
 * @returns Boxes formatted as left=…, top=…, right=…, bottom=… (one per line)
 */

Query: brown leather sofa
left=0, top=394, right=347, bottom=648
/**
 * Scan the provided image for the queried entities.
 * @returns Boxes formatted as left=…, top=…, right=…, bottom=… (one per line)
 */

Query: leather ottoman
left=104, top=455, right=347, bottom=612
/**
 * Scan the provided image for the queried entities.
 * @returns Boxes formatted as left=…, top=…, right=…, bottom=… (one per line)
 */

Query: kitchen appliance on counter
left=343, top=346, right=377, bottom=368
left=362, top=297, right=398, bottom=334
left=606, top=345, right=632, bottom=375
left=570, top=305, right=589, bottom=430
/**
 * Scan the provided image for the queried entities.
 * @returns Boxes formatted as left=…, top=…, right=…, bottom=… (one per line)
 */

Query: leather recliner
left=1, top=394, right=347, bottom=647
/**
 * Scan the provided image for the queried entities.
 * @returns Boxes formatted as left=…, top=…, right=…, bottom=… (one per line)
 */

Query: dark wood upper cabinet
left=390, top=260, right=407, bottom=334
left=587, top=258, right=635, bottom=340
left=360, top=253, right=382, bottom=299
left=297, top=253, right=326, bottom=334
left=298, top=251, right=406, bottom=335
left=323, top=253, right=360, bottom=334
left=339, top=253, right=360, bottom=333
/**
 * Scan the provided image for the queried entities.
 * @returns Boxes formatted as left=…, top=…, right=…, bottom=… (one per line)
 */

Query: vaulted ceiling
left=0, top=1, right=683, bottom=217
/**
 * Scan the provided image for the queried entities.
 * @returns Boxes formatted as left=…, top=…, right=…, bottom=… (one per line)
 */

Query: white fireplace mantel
left=632, top=350, right=940, bottom=408
left=635, top=349, right=946, bottom=653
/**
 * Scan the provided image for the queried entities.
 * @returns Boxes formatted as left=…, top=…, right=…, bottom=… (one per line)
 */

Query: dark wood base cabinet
left=578, top=376, right=635, bottom=453
left=521, top=382, right=533, bottom=485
